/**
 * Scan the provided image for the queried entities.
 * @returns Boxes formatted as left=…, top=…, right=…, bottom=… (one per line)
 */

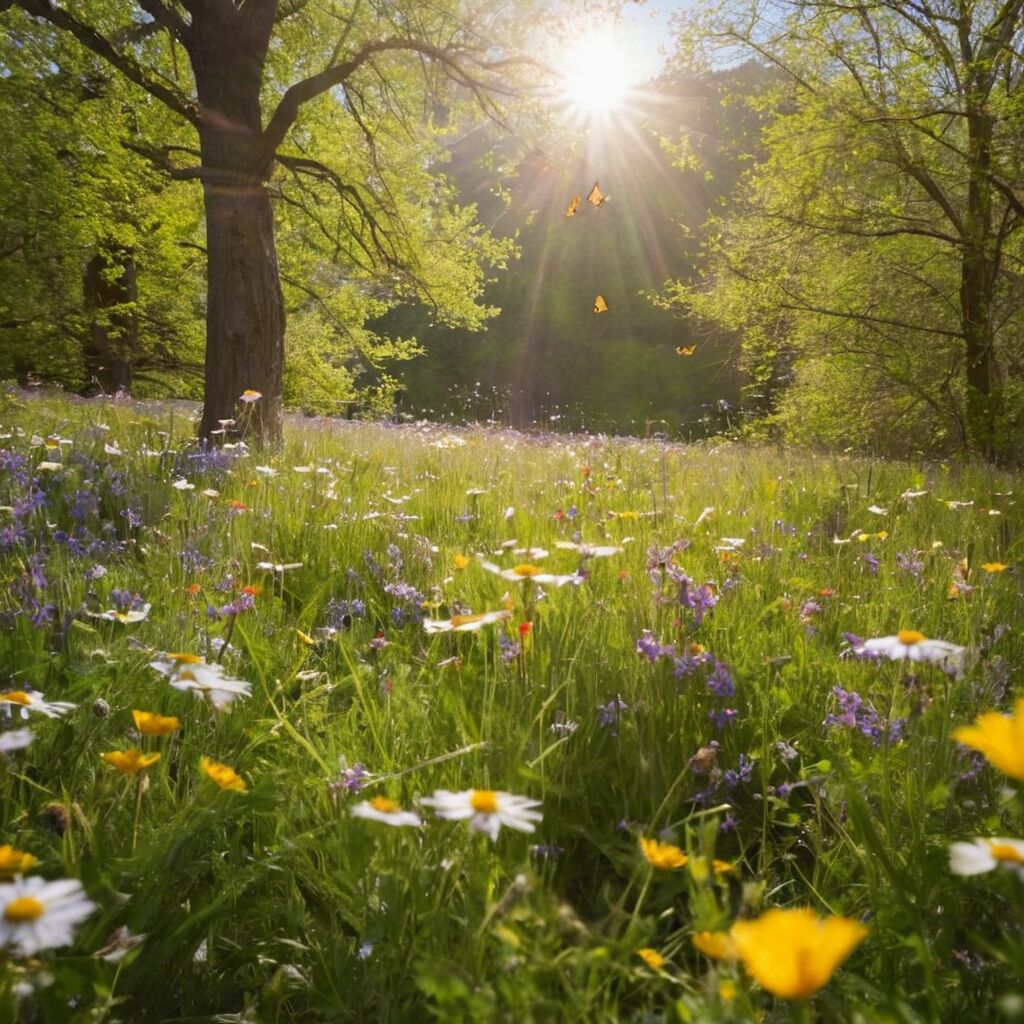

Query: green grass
left=0, top=389, right=1022, bottom=1022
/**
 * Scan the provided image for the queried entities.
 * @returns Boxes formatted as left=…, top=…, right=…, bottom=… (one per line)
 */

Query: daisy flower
left=0, top=729, right=34, bottom=753
left=0, top=876, right=96, bottom=957
left=0, top=691, right=77, bottom=719
left=91, top=603, right=151, bottom=624
left=150, top=654, right=252, bottom=712
left=478, top=559, right=582, bottom=588
left=420, top=788, right=542, bottom=841
left=351, top=796, right=422, bottom=828
left=239, top=389, right=262, bottom=403
left=554, top=541, right=624, bottom=558
left=852, top=630, right=965, bottom=674
left=422, top=610, right=511, bottom=633
left=949, top=837, right=1024, bottom=879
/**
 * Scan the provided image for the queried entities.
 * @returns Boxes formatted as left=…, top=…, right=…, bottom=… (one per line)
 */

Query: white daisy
left=149, top=654, right=251, bottom=711
left=0, top=728, right=34, bottom=753
left=0, top=691, right=76, bottom=718
left=555, top=541, right=624, bottom=558
left=90, top=603, right=151, bottom=624
left=423, top=610, right=511, bottom=634
left=351, top=797, right=422, bottom=828
left=420, top=788, right=542, bottom=842
left=854, top=630, right=965, bottom=674
left=478, top=559, right=581, bottom=588
left=949, top=837, right=1024, bottom=880
left=0, top=876, right=95, bottom=956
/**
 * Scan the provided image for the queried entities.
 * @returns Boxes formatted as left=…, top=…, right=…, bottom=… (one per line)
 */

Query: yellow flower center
left=512, top=564, right=541, bottom=577
left=470, top=789, right=499, bottom=813
left=989, top=842, right=1024, bottom=864
left=0, top=691, right=31, bottom=706
left=451, top=614, right=485, bottom=627
left=370, top=797, right=399, bottom=814
left=897, top=630, right=926, bottom=645
left=167, top=652, right=203, bottom=664
left=4, top=896, right=44, bottom=923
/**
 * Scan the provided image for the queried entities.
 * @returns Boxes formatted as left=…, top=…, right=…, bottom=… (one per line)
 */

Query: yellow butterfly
left=566, top=195, right=580, bottom=217
left=587, top=181, right=607, bottom=207
left=676, top=345, right=696, bottom=356
left=594, top=295, right=608, bottom=313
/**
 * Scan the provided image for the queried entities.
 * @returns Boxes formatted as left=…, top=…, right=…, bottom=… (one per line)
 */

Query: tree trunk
left=82, top=242, right=137, bottom=395
left=190, top=4, right=284, bottom=446
left=198, top=169, right=284, bottom=444
left=960, top=98, right=999, bottom=460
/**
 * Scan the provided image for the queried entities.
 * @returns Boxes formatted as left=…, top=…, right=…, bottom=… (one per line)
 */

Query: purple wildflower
left=707, top=661, right=735, bottom=698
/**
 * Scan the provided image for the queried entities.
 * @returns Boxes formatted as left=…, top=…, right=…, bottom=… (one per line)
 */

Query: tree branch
left=259, top=36, right=521, bottom=172
left=11, top=0, right=200, bottom=127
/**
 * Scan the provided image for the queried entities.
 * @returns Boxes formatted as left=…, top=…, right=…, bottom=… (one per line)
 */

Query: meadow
left=0, top=389, right=1021, bottom=1023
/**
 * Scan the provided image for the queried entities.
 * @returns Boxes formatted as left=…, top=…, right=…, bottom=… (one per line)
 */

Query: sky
left=617, top=0, right=691, bottom=82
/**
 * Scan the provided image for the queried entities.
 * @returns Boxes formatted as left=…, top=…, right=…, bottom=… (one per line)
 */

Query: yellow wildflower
left=952, top=699, right=1024, bottom=781
left=102, top=749, right=161, bottom=775
left=0, top=845, right=40, bottom=877
left=640, top=837, right=688, bottom=870
left=453, top=554, right=471, bottom=570
left=982, top=562, right=1009, bottom=573
left=200, top=756, right=246, bottom=791
left=692, top=930, right=738, bottom=960
left=730, top=907, right=867, bottom=999
left=636, top=947, right=668, bottom=970
left=132, top=710, right=180, bottom=736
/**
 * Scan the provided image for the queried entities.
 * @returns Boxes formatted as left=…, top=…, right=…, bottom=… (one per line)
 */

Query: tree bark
left=190, top=1, right=284, bottom=446
left=82, top=242, right=137, bottom=395
left=960, top=98, right=999, bottom=461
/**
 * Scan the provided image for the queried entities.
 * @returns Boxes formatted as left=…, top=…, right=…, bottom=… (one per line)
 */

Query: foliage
left=0, top=391, right=1022, bottom=1020
left=665, top=0, right=1024, bottom=461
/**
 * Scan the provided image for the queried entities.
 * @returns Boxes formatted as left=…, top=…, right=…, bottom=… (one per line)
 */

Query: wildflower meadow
left=0, top=389, right=1021, bottom=1021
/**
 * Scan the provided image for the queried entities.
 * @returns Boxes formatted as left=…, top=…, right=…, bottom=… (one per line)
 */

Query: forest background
left=1, top=0, right=1022, bottom=460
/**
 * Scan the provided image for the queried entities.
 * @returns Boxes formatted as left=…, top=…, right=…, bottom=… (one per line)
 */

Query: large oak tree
left=1, top=0, right=527, bottom=443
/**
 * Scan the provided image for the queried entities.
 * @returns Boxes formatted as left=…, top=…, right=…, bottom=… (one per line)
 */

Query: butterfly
left=593, top=295, right=608, bottom=313
left=565, top=195, right=580, bottom=217
left=587, top=181, right=607, bottom=207
left=676, top=345, right=696, bottom=356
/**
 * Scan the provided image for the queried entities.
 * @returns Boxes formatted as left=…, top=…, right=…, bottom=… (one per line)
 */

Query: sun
left=560, top=30, right=634, bottom=118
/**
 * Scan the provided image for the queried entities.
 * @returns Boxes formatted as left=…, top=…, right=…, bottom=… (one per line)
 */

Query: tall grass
left=0, top=390, right=1021, bottom=1022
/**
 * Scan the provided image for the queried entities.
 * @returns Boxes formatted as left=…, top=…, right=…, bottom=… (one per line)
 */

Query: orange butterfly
left=587, top=181, right=607, bottom=207
left=676, top=345, right=696, bottom=356
left=594, top=295, right=608, bottom=313
left=566, top=195, right=580, bottom=217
